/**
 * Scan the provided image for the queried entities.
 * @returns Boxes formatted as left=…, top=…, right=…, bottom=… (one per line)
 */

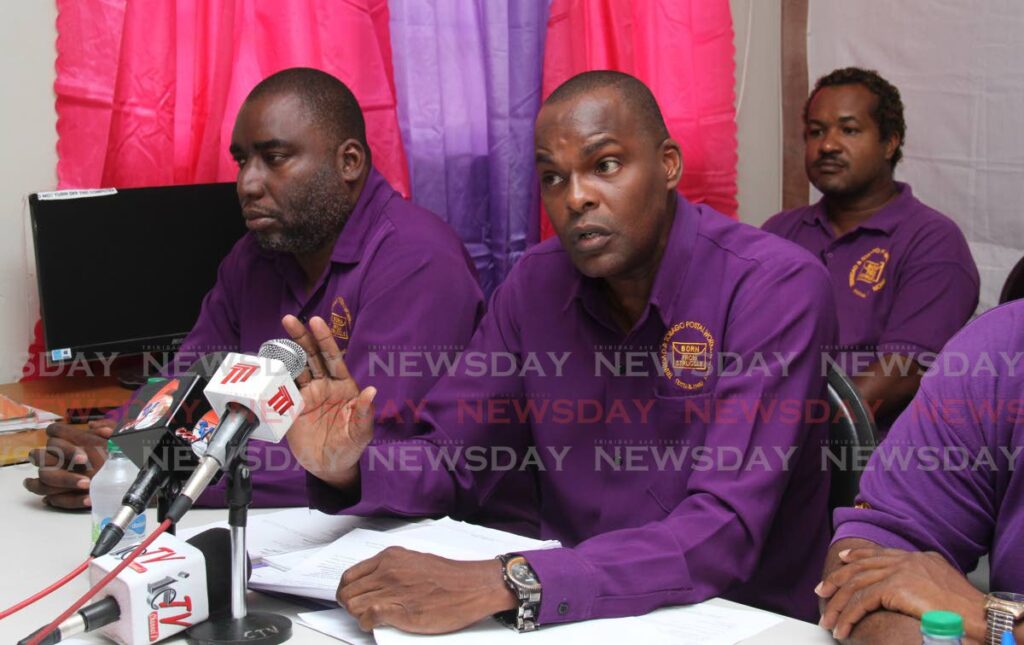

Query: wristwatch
left=985, top=591, right=1024, bottom=644
left=495, top=553, right=542, bottom=632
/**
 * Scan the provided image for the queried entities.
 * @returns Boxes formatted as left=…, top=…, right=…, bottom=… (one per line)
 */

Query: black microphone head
left=113, top=353, right=229, bottom=473
left=258, top=339, right=307, bottom=379
left=185, top=528, right=251, bottom=613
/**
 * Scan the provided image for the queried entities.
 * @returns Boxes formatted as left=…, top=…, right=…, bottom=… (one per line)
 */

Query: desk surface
left=0, top=463, right=834, bottom=644
left=0, top=376, right=132, bottom=466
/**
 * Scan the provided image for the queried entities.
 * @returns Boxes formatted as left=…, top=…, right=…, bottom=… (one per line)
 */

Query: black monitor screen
left=30, top=183, right=245, bottom=362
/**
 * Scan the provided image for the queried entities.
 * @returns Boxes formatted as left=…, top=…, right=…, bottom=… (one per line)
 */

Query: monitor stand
left=115, top=354, right=169, bottom=390
left=116, top=367, right=150, bottom=390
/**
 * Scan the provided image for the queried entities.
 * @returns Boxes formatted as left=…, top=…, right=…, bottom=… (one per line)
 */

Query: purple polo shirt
left=833, top=300, right=1024, bottom=594
left=311, top=198, right=838, bottom=623
left=174, top=168, right=484, bottom=507
left=763, top=182, right=978, bottom=370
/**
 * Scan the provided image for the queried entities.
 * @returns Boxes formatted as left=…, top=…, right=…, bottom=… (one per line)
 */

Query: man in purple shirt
left=283, top=71, right=838, bottom=633
left=23, top=68, right=484, bottom=509
left=819, top=300, right=1024, bottom=643
left=762, top=67, right=978, bottom=432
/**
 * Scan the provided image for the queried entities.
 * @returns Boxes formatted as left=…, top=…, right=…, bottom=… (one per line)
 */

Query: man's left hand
left=818, top=547, right=986, bottom=641
left=338, top=547, right=517, bottom=634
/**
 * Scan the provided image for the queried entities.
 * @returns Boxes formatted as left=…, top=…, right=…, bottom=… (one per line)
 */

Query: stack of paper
left=181, top=510, right=788, bottom=644
left=177, top=508, right=412, bottom=563
left=295, top=602, right=785, bottom=645
left=251, top=517, right=560, bottom=601
left=0, top=395, right=61, bottom=434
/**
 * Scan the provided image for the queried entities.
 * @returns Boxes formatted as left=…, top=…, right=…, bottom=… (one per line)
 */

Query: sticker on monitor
left=36, top=188, right=118, bottom=201
left=50, top=348, right=72, bottom=361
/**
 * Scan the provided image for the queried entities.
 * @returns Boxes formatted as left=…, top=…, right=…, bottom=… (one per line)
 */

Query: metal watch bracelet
left=496, top=554, right=542, bottom=632
left=986, top=609, right=1017, bottom=645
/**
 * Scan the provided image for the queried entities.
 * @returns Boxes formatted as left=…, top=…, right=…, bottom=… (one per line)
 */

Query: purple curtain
left=389, top=0, right=549, bottom=295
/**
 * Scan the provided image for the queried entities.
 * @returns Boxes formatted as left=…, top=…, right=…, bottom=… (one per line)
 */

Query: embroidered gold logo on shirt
left=672, top=342, right=709, bottom=371
left=660, top=321, right=716, bottom=391
left=330, top=296, right=353, bottom=341
left=849, top=248, right=890, bottom=298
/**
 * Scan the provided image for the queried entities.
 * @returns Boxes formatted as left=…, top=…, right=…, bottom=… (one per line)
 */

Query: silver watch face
left=511, top=562, right=539, bottom=586
left=992, top=592, right=1024, bottom=604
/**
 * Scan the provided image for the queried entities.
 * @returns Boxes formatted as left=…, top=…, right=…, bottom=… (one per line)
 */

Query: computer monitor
left=30, top=183, right=246, bottom=365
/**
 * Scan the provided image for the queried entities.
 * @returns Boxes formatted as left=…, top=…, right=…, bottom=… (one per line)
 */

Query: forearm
left=307, top=438, right=458, bottom=516
left=853, top=357, right=923, bottom=421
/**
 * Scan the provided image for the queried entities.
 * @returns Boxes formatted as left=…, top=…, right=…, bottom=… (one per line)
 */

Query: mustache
left=813, top=154, right=847, bottom=167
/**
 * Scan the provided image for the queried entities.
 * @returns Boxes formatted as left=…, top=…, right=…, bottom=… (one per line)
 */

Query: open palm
left=282, top=315, right=376, bottom=490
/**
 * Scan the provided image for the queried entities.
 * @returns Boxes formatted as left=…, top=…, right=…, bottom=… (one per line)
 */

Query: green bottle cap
left=107, top=440, right=123, bottom=454
left=921, top=610, right=964, bottom=637
left=147, top=377, right=166, bottom=384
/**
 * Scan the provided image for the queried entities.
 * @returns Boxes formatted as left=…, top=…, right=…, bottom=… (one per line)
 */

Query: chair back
left=826, top=365, right=879, bottom=515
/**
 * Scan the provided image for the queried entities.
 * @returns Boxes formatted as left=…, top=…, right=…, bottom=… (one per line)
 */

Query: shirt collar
left=563, top=197, right=699, bottom=329
left=329, top=167, right=394, bottom=264
left=802, top=181, right=913, bottom=237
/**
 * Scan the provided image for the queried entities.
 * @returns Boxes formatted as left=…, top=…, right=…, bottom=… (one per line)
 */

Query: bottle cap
left=147, top=377, right=166, bottom=384
left=106, top=439, right=123, bottom=454
left=921, top=610, right=964, bottom=637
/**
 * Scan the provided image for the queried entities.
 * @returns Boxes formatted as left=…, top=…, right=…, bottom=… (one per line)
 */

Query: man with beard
left=23, top=68, right=486, bottom=510
left=281, top=71, right=836, bottom=633
left=762, top=67, right=978, bottom=433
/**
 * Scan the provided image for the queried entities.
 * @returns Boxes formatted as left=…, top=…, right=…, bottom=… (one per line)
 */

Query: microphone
left=166, top=339, right=306, bottom=524
left=21, top=528, right=250, bottom=645
left=92, top=354, right=228, bottom=558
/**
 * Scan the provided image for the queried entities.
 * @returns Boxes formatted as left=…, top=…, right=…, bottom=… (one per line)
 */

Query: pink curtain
left=54, top=0, right=410, bottom=194
left=539, top=0, right=738, bottom=239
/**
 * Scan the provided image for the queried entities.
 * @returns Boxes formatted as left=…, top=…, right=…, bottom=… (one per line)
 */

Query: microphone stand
left=156, top=478, right=180, bottom=536
left=185, top=455, right=292, bottom=644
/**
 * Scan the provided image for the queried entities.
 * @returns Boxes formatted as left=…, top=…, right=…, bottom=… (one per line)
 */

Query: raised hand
left=282, top=315, right=376, bottom=490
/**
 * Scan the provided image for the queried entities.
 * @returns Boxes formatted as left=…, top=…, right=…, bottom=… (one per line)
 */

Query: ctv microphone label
left=267, top=386, right=295, bottom=415
left=221, top=362, right=259, bottom=384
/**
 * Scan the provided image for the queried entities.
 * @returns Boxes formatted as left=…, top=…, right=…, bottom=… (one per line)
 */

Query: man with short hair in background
left=763, top=67, right=979, bottom=432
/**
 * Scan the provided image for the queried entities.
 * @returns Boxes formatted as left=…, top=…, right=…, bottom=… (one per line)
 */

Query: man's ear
left=336, top=138, right=367, bottom=182
left=884, top=133, right=900, bottom=162
left=662, top=138, right=683, bottom=192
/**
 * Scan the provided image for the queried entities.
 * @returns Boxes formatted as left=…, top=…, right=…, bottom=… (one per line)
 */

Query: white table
left=0, top=462, right=834, bottom=643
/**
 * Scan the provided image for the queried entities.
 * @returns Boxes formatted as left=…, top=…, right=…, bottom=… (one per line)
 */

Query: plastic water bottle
left=90, top=440, right=146, bottom=549
left=921, top=610, right=964, bottom=644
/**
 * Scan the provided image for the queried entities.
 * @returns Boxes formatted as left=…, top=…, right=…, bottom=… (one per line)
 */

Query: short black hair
left=805, top=67, right=906, bottom=167
left=246, top=67, right=370, bottom=162
left=544, top=70, right=670, bottom=143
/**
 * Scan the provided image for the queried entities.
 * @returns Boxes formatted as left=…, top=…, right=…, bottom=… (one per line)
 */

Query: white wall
left=0, top=2, right=58, bottom=382
left=731, top=0, right=782, bottom=227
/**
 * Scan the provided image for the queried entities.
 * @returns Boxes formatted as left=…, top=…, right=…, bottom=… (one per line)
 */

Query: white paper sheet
left=638, top=603, right=785, bottom=644
left=372, top=603, right=784, bottom=645
left=396, top=517, right=560, bottom=553
left=177, top=508, right=407, bottom=560
left=296, top=608, right=375, bottom=645
left=249, top=516, right=559, bottom=599
left=373, top=615, right=661, bottom=645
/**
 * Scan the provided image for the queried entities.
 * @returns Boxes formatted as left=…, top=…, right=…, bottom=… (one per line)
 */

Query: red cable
left=27, top=519, right=173, bottom=645
left=0, top=558, right=91, bottom=621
